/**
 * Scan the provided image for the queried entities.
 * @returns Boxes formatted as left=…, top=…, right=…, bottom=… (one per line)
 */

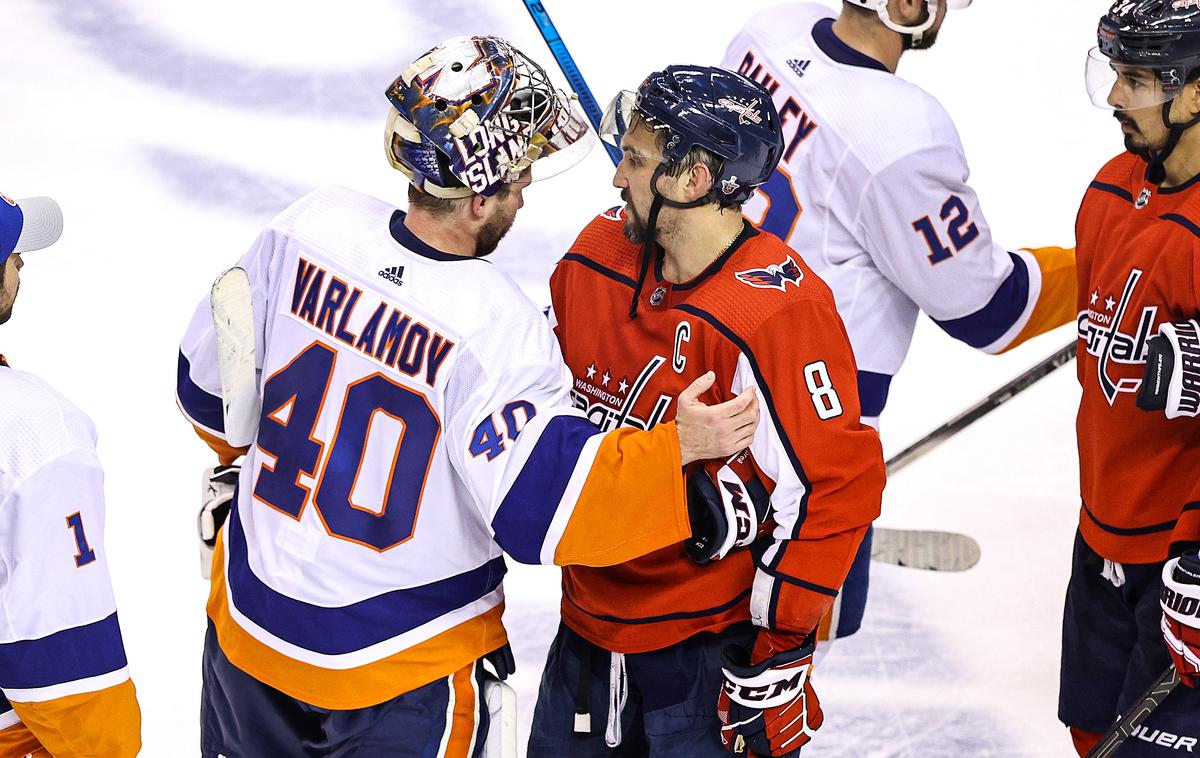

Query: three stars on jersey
left=290, top=258, right=455, bottom=387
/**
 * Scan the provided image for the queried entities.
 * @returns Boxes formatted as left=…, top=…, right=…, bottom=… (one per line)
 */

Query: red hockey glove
left=718, top=630, right=823, bottom=757
left=1161, top=551, right=1200, bottom=688
left=685, top=451, right=772, bottom=564
left=1137, top=318, right=1200, bottom=419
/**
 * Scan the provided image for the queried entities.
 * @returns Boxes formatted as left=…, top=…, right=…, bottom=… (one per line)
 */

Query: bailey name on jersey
left=291, top=257, right=455, bottom=388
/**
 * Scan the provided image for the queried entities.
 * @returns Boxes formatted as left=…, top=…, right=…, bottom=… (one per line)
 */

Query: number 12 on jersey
left=912, top=195, right=979, bottom=264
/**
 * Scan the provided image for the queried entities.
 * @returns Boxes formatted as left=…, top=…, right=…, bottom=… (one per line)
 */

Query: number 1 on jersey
left=66, top=512, right=97, bottom=567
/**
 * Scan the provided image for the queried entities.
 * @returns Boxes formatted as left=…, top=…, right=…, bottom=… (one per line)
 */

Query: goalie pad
left=685, top=451, right=772, bottom=564
left=1137, top=318, right=1200, bottom=419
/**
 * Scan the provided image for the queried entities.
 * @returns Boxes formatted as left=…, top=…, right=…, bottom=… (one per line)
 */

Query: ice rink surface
left=0, top=1, right=1123, bottom=754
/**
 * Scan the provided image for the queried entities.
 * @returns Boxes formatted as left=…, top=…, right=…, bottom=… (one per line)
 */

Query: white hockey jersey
left=0, top=360, right=140, bottom=757
left=723, top=3, right=1076, bottom=425
left=176, top=186, right=690, bottom=710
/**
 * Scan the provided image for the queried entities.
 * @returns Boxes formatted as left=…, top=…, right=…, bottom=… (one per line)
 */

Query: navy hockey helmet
left=1088, top=0, right=1200, bottom=109
left=384, top=35, right=592, bottom=199
left=601, top=65, right=783, bottom=206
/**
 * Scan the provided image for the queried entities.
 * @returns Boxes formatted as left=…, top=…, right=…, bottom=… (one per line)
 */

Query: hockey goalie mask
left=385, top=35, right=594, bottom=198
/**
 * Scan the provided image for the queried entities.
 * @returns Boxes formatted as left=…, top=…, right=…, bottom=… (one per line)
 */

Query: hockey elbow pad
left=1137, top=318, right=1200, bottom=419
left=685, top=452, right=772, bottom=564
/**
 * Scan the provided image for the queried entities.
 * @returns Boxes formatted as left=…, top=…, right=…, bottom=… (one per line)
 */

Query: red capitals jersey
left=1075, top=152, right=1200, bottom=564
left=549, top=209, right=885, bottom=653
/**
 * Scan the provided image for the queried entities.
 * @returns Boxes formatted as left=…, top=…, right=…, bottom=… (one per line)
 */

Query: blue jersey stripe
left=0, top=613, right=128, bottom=691
left=491, top=415, right=604, bottom=564
left=932, top=251, right=1031, bottom=348
left=225, top=507, right=506, bottom=655
left=1088, top=181, right=1134, bottom=204
left=1081, top=500, right=1177, bottom=536
left=177, top=351, right=225, bottom=433
left=561, top=253, right=638, bottom=290
left=856, top=371, right=892, bottom=418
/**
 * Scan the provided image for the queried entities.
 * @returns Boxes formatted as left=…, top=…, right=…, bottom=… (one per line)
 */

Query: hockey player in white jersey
left=0, top=193, right=142, bottom=756
left=721, top=0, right=1078, bottom=642
left=176, top=35, right=759, bottom=757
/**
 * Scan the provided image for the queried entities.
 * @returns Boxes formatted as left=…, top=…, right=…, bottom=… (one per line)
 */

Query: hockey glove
left=1137, top=318, right=1200, bottom=419
left=686, top=451, right=772, bottom=564
left=718, top=630, right=823, bottom=757
left=1161, top=551, right=1200, bottom=688
left=198, top=464, right=239, bottom=580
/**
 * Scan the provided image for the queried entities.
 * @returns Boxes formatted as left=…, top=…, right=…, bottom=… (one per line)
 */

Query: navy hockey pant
left=1059, top=530, right=1200, bottom=756
left=201, top=621, right=491, bottom=757
left=527, top=621, right=756, bottom=757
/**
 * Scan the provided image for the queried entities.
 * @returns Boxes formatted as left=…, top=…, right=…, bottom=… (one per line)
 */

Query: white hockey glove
left=1137, top=318, right=1200, bottom=419
left=198, top=464, right=239, bottom=580
left=685, top=451, right=772, bottom=564
left=1161, top=551, right=1200, bottom=688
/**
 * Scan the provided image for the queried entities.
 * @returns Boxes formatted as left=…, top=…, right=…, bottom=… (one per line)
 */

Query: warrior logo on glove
left=1161, top=551, right=1200, bottom=687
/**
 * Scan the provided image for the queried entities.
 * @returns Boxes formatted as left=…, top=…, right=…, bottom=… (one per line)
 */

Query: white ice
left=0, top=0, right=1116, bottom=755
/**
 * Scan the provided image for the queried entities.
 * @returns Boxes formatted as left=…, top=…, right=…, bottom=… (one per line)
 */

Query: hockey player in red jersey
left=527, top=67, right=885, bottom=756
left=176, top=37, right=761, bottom=757
left=1062, top=2, right=1200, bottom=754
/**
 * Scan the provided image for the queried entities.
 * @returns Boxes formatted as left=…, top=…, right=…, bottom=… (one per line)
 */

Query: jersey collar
left=389, top=210, right=481, bottom=262
left=652, top=219, right=758, bottom=292
left=812, top=17, right=890, bottom=73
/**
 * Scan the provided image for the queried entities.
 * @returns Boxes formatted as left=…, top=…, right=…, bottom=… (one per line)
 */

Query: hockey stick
left=887, top=340, right=1077, bottom=477
left=521, top=0, right=622, bottom=165
left=1085, top=666, right=1180, bottom=758
left=870, top=341, right=1077, bottom=571
left=210, top=267, right=259, bottom=448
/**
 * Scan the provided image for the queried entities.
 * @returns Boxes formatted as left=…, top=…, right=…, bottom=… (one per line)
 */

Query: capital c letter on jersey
left=673, top=322, right=691, bottom=374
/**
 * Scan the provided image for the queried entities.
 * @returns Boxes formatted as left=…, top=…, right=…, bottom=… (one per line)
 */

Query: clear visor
left=1085, top=47, right=1176, bottom=111
left=947, top=0, right=972, bottom=8
left=599, top=90, right=670, bottom=161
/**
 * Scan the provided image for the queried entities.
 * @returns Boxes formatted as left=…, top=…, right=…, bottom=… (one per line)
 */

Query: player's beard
left=475, top=206, right=517, bottom=258
left=621, top=190, right=648, bottom=244
left=1117, top=113, right=1155, bottom=161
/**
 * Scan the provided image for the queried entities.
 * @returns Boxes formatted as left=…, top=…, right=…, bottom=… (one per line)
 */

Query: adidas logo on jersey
left=378, top=265, right=405, bottom=287
left=788, top=59, right=811, bottom=78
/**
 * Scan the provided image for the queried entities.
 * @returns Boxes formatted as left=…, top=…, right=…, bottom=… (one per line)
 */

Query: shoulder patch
left=601, top=206, right=624, bottom=222
left=735, top=255, right=804, bottom=292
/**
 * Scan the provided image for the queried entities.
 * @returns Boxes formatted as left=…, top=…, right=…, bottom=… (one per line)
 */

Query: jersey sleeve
left=857, top=144, right=1076, bottom=353
left=0, top=449, right=141, bottom=757
left=176, top=229, right=277, bottom=464
left=734, top=300, right=886, bottom=635
left=447, top=311, right=689, bottom=568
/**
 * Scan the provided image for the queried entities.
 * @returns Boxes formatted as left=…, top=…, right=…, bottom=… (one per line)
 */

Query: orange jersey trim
left=206, top=533, right=508, bottom=710
left=9, top=680, right=140, bottom=758
left=1002, top=246, right=1078, bottom=352
left=0, top=721, right=47, bottom=758
left=554, top=421, right=689, bottom=567
left=444, top=663, right=480, bottom=758
left=192, top=424, right=248, bottom=466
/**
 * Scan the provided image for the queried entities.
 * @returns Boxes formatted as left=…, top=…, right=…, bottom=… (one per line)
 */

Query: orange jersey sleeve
left=9, top=680, right=140, bottom=758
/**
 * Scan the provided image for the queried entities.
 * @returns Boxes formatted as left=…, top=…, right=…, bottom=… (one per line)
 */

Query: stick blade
left=211, top=267, right=258, bottom=448
left=871, top=528, right=981, bottom=571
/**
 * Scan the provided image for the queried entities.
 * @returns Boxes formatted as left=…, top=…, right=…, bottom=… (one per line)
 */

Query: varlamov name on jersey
left=291, top=257, right=455, bottom=387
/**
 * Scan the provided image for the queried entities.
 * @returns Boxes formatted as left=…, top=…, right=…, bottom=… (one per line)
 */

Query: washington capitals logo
left=717, top=97, right=763, bottom=126
left=735, top=255, right=804, bottom=292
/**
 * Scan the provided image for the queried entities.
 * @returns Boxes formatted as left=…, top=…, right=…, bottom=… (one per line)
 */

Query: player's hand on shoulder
left=1137, top=318, right=1200, bottom=419
left=675, top=372, right=758, bottom=465
left=198, top=463, right=240, bottom=580
left=1161, top=551, right=1200, bottom=688
left=718, top=629, right=823, bottom=757
left=685, top=452, right=772, bottom=564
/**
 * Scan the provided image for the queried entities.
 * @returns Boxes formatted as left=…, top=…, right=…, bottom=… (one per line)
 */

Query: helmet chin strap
left=875, top=0, right=939, bottom=49
left=1147, top=98, right=1200, bottom=185
left=628, top=163, right=718, bottom=320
